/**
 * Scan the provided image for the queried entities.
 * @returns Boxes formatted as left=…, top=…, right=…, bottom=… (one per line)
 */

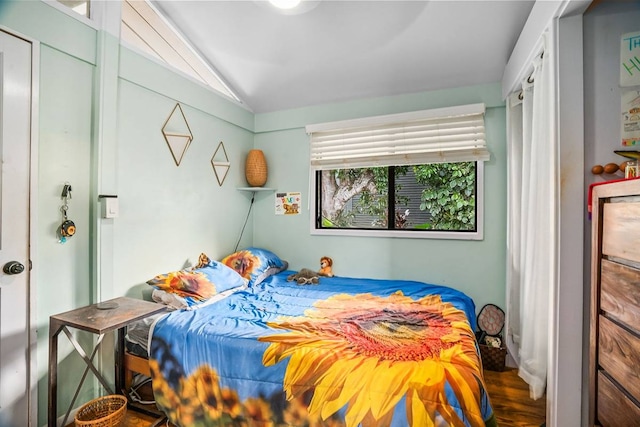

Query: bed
left=135, top=248, right=496, bottom=427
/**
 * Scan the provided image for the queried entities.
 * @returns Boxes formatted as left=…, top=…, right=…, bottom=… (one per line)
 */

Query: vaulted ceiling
left=151, top=1, right=535, bottom=113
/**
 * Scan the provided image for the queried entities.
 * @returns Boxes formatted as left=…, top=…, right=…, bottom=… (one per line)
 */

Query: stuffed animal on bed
left=318, top=256, right=334, bottom=277
left=194, top=253, right=211, bottom=269
left=287, top=268, right=319, bottom=285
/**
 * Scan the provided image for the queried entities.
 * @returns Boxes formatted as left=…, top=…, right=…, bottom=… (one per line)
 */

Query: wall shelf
left=237, top=187, right=275, bottom=192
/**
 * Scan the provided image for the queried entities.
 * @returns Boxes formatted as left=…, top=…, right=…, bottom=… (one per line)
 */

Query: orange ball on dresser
left=603, top=163, right=619, bottom=174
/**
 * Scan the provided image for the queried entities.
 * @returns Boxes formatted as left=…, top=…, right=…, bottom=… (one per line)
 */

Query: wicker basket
left=245, top=149, right=268, bottom=187
left=74, top=395, right=127, bottom=427
left=479, top=343, right=507, bottom=372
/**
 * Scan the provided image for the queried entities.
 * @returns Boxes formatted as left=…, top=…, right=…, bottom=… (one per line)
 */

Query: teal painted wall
left=113, top=71, right=256, bottom=300
left=252, top=86, right=507, bottom=312
left=36, top=42, right=95, bottom=424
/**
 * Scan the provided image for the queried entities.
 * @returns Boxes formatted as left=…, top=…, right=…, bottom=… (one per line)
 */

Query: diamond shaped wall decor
left=211, top=141, right=230, bottom=186
left=162, top=103, right=193, bottom=166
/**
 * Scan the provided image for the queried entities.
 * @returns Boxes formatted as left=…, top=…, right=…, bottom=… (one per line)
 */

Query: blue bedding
left=149, top=271, right=496, bottom=427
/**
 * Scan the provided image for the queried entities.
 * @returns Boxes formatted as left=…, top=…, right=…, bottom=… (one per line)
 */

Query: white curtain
left=506, top=33, right=557, bottom=400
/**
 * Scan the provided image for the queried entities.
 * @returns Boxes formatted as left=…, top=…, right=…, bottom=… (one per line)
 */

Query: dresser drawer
left=602, top=202, right=640, bottom=264
left=598, top=315, right=640, bottom=403
left=597, top=371, right=640, bottom=426
left=600, top=259, right=640, bottom=331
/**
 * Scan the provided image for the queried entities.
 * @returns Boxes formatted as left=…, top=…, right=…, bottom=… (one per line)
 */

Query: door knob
left=3, top=261, right=25, bottom=275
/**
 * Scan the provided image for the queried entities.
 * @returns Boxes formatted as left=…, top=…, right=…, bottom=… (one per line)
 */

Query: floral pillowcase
left=147, top=255, right=247, bottom=309
left=220, top=247, right=288, bottom=286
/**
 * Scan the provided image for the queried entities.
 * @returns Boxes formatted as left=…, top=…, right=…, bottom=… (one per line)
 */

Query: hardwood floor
left=484, top=368, right=546, bottom=427
left=112, top=410, right=168, bottom=427
left=70, top=368, right=545, bottom=427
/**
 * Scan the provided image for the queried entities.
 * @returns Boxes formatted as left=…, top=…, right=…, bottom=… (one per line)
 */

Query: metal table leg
left=58, top=327, right=115, bottom=427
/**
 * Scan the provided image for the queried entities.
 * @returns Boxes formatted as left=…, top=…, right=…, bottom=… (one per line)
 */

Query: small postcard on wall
left=621, top=89, right=640, bottom=146
left=621, top=31, right=640, bottom=87
left=275, top=192, right=301, bottom=215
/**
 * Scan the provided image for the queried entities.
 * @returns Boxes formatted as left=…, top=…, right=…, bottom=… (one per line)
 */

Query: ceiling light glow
left=269, top=0, right=301, bottom=10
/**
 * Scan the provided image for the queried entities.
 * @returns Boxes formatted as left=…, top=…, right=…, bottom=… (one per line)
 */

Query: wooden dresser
left=590, top=179, right=640, bottom=426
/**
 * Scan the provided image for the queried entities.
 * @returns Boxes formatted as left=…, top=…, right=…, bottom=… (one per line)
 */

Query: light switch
left=99, top=195, right=118, bottom=219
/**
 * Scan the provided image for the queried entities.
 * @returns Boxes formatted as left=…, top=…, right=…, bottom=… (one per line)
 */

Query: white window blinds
left=306, top=103, right=489, bottom=170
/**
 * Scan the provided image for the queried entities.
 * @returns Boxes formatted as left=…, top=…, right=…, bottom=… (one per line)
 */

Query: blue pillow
left=221, top=247, right=288, bottom=286
left=147, top=259, right=247, bottom=308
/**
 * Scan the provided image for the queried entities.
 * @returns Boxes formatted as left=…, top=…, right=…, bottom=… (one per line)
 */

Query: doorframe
left=501, top=2, right=590, bottom=426
left=0, top=24, right=40, bottom=426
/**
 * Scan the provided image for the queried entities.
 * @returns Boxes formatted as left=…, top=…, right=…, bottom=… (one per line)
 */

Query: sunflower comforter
left=149, top=271, right=497, bottom=427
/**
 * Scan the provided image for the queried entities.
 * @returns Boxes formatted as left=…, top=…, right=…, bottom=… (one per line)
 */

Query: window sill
left=310, top=227, right=483, bottom=241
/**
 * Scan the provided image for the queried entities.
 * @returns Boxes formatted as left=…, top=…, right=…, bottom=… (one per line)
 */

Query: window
left=307, top=104, right=489, bottom=240
left=55, top=0, right=90, bottom=18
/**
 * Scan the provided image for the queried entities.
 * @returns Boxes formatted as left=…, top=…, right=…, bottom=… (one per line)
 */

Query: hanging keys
left=58, top=183, right=76, bottom=243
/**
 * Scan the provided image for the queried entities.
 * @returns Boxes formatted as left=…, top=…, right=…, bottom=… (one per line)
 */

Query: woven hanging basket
left=245, top=149, right=268, bottom=187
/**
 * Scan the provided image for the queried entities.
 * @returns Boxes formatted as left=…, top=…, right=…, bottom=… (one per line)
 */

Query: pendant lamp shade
left=245, top=149, right=268, bottom=187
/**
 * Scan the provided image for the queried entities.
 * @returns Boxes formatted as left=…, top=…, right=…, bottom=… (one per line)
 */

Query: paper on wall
left=621, top=89, right=640, bottom=147
left=275, top=192, right=301, bottom=215
left=621, top=31, right=640, bottom=87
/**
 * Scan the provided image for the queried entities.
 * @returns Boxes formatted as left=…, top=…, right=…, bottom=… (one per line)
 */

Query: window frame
left=46, top=1, right=95, bottom=27
left=306, top=104, right=488, bottom=241
left=309, top=160, right=485, bottom=240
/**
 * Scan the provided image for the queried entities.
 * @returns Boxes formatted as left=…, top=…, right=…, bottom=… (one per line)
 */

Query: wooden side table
left=48, top=297, right=167, bottom=427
